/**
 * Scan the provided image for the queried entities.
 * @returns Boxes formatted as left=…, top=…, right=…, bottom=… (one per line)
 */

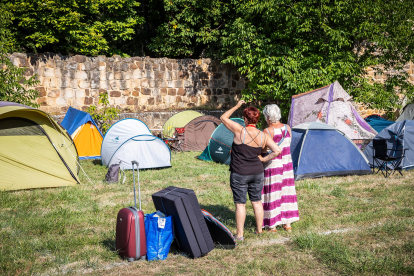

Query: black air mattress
left=152, top=186, right=214, bottom=258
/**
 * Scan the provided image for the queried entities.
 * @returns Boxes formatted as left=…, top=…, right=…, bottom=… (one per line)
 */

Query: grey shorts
left=230, top=172, right=264, bottom=204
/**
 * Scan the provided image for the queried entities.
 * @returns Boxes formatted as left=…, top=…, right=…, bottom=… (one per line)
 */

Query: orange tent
left=61, top=107, right=103, bottom=159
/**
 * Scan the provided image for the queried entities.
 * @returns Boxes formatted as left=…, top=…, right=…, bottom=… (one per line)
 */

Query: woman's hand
left=236, top=100, right=246, bottom=107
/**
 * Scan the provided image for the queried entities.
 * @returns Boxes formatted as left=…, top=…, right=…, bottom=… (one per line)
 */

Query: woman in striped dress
left=261, top=104, right=299, bottom=231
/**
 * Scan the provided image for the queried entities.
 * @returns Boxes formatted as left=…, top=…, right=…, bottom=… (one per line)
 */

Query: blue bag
left=145, top=212, right=174, bottom=261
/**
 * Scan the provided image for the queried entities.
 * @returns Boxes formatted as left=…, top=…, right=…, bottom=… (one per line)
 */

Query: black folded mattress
left=152, top=186, right=214, bottom=258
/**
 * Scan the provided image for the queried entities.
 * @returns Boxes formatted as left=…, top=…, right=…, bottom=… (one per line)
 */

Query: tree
left=148, top=0, right=233, bottom=58
left=5, top=0, right=144, bottom=56
left=0, top=5, right=39, bottom=107
left=86, top=92, right=120, bottom=134
left=221, top=0, right=414, bottom=118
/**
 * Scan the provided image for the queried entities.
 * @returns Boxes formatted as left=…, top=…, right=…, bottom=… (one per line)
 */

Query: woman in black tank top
left=220, top=100, right=281, bottom=241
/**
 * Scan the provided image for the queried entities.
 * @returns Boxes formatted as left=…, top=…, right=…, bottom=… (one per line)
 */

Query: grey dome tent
left=181, top=115, right=221, bottom=151
left=291, top=122, right=372, bottom=180
left=363, top=120, right=414, bottom=170
left=198, top=118, right=245, bottom=164
left=396, top=103, right=414, bottom=122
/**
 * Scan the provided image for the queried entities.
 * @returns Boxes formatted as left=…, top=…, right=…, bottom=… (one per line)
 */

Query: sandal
left=234, top=235, right=244, bottom=242
left=254, top=231, right=263, bottom=235
left=283, top=225, right=292, bottom=232
left=267, top=228, right=277, bottom=233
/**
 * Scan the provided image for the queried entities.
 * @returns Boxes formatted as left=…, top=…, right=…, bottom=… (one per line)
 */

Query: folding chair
left=372, top=139, right=406, bottom=178
left=172, top=127, right=185, bottom=152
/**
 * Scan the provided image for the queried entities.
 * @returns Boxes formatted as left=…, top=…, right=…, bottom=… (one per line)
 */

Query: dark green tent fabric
left=198, top=118, right=245, bottom=164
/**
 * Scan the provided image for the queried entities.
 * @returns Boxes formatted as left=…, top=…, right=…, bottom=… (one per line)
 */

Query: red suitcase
left=116, top=160, right=146, bottom=261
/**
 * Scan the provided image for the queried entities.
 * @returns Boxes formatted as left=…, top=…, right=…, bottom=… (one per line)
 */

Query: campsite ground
left=1, top=152, right=413, bottom=275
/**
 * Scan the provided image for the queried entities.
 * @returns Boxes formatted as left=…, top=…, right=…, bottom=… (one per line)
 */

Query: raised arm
left=220, top=100, right=245, bottom=135
left=258, top=133, right=282, bottom=163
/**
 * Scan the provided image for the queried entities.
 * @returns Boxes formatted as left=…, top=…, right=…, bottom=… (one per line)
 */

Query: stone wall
left=10, top=53, right=246, bottom=115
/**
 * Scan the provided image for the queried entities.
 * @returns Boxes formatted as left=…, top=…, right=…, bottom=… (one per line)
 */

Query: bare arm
left=220, top=100, right=245, bottom=135
left=258, top=133, right=282, bottom=163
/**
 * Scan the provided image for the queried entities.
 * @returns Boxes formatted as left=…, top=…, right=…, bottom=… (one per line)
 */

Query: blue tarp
left=291, top=122, right=372, bottom=180
left=61, top=107, right=102, bottom=136
left=364, top=115, right=395, bottom=133
left=363, top=120, right=414, bottom=170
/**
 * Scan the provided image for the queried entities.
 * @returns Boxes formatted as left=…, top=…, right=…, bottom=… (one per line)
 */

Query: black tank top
left=229, top=128, right=264, bottom=175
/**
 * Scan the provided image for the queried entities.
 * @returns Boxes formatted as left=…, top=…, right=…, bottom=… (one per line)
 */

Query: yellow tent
left=0, top=102, right=80, bottom=191
left=61, top=107, right=103, bottom=160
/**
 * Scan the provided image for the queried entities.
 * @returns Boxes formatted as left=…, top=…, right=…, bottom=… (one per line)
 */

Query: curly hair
left=263, top=104, right=281, bottom=123
left=243, top=106, right=260, bottom=124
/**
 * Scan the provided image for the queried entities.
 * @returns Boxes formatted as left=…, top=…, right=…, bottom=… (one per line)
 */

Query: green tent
left=162, top=110, right=202, bottom=138
left=0, top=102, right=80, bottom=191
left=198, top=118, right=245, bottom=164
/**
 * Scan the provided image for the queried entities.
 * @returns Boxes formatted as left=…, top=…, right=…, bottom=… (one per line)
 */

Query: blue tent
left=364, top=115, right=395, bottom=133
left=61, top=107, right=102, bottom=136
left=364, top=120, right=414, bottom=170
left=61, top=107, right=103, bottom=160
left=291, top=122, right=372, bottom=180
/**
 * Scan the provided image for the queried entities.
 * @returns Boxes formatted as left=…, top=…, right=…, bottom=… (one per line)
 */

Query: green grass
left=1, top=152, right=413, bottom=275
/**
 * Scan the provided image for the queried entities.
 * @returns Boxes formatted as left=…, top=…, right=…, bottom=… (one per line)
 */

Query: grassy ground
left=1, top=152, right=413, bottom=275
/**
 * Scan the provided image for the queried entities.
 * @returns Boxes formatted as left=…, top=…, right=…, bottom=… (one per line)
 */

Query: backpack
left=105, top=162, right=126, bottom=184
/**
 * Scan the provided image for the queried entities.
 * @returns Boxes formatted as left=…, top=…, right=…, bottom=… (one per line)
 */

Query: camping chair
left=172, top=127, right=185, bottom=152
left=372, top=139, right=407, bottom=178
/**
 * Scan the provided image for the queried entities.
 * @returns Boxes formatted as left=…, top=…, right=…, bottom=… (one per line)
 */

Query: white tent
left=101, top=119, right=171, bottom=170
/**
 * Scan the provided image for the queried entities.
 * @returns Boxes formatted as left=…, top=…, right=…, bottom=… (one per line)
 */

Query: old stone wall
left=10, top=53, right=245, bottom=116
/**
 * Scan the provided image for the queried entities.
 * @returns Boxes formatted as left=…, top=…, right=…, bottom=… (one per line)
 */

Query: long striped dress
left=262, top=125, right=299, bottom=228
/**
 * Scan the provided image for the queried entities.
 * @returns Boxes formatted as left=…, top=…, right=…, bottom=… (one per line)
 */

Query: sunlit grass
left=0, top=152, right=413, bottom=275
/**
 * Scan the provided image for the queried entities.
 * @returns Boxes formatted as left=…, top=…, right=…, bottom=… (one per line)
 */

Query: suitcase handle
left=131, top=160, right=141, bottom=210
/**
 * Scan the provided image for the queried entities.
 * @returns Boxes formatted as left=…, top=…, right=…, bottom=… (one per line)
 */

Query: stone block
left=132, top=69, right=142, bottom=79
left=56, top=97, right=66, bottom=106
left=75, top=97, right=85, bottom=107
left=43, top=77, right=57, bottom=88
left=47, top=98, right=56, bottom=106
left=153, top=64, right=159, bottom=70
left=84, top=97, right=93, bottom=105
left=122, top=72, right=132, bottom=80
left=136, top=61, right=144, bottom=69
left=62, top=70, right=75, bottom=79
left=121, top=63, right=129, bottom=71
left=78, top=63, right=86, bottom=70
left=38, top=97, right=48, bottom=106
left=213, top=73, right=222, bottom=79
left=91, top=80, right=99, bottom=89
left=35, top=87, right=47, bottom=97
left=127, top=97, right=138, bottom=105
left=65, top=62, right=78, bottom=70
left=107, top=72, right=114, bottom=80
left=149, top=80, right=155, bottom=88
left=204, top=89, right=211, bottom=95
left=160, top=64, right=165, bottom=71
left=110, top=91, right=121, bottom=97
left=155, top=71, right=165, bottom=80
left=133, top=88, right=140, bottom=96
left=179, top=71, right=189, bottom=79
left=79, top=80, right=90, bottom=89
left=99, top=62, right=106, bottom=71
left=114, top=71, right=123, bottom=80
left=177, top=88, right=185, bottom=96
left=114, top=62, right=121, bottom=71
left=73, top=55, right=86, bottom=63
left=139, top=96, right=147, bottom=105
left=145, top=62, right=153, bottom=70
left=153, top=88, right=160, bottom=96
left=75, top=71, right=89, bottom=79
left=174, top=80, right=183, bottom=88
left=19, top=58, right=30, bottom=68
left=43, top=67, right=55, bottom=77
left=24, top=68, right=34, bottom=76
left=99, top=80, right=109, bottom=90
left=142, top=88, right=152, bottom=95
left=141, top=79, right=149, bottom=88
left=110, top=80, right=120, bottom=90
left=199, top=72, right=209, bottom=79
left=148, top=97, right=155, bottom=105
left=167, top=80, right=174, bottom=88
left=75, top=89, right=86, bottom=98
left=122, top=90, right=131, bottom=96
left=216, top=89, right=223, bottom=95
left=232, top=73, right=240, bottom=81
left=160, top=88, right=167, bottom=95
left=190, top=96, right=198, bottom=103
left=232, top=80, right=237, bottom=88
left=99, top=70, right=106, bottom=80
left=167, top=89, right=176, bottom=96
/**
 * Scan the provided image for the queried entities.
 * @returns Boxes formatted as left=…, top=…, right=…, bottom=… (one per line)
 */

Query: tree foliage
left=0, top=5, right=39, bottom=107
left=5, top=0, right=144, bottom=56
left=220, top=0, right=414, bottom=117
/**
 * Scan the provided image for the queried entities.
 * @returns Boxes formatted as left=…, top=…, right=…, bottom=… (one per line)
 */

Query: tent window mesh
left=0, top=118, right=44, bottom=136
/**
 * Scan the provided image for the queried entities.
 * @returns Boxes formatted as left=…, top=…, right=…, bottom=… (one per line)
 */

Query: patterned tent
left=288, top=81, right=377, bottom=148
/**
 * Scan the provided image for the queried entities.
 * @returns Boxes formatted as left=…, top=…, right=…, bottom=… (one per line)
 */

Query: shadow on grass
left=92, top=159, right=103, bottom=166
left=101, top=237, right=117, bottom=253
left=200, top=204, right=255, bottom=230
